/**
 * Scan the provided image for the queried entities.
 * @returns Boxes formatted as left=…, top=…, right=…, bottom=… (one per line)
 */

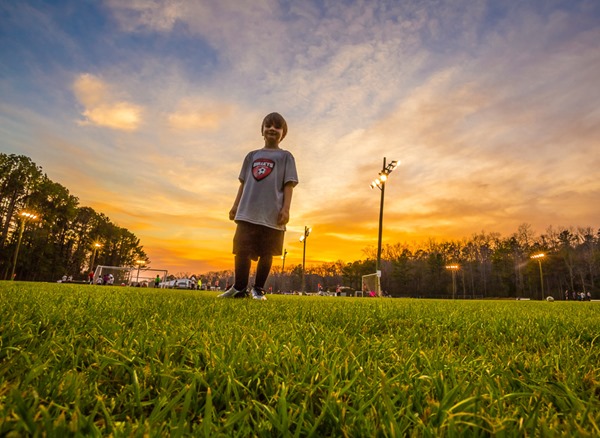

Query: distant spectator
left=155, top=275, right=161, bottom=288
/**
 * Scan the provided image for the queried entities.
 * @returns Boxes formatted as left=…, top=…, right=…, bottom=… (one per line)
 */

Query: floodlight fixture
left=530, top=253, right=546, bottom=299
left=300, top=226, right=311, bottom=292
left=10, top=210, right=39, bottom=280
left=371, top=157, right=400, bottom=284
left=445, top=264, right=460, bottom=299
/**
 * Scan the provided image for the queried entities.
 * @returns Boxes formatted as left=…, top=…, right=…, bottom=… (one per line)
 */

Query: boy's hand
left=229, top=206, right=237, bottom=221
left=277, top=209, right=289, bottom=225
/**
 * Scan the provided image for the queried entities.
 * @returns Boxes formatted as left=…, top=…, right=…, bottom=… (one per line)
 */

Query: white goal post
left=93, top=265, right=168, bottom=287
left=361, top=272, right=381, bottom=297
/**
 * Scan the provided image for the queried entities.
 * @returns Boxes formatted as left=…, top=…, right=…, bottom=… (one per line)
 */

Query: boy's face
left=262, top=122, right=284, bottom=144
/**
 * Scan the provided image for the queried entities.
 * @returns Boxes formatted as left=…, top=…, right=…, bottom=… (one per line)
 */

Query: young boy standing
left=218, top=112, right=298, bottom=300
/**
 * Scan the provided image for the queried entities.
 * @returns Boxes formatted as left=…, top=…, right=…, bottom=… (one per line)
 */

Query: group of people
left=565, top=290, right=592, bottom=301
left=88, top=272, right=114, bottom=285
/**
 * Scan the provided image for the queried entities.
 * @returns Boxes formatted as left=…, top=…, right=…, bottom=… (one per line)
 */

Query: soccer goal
left=93, top=265, right=168, bottom=287
left=130, top=267, right=168, bottom=287
left=361, top=272, right=381, bottom=297
left=93, top=265, right=133, bottom=285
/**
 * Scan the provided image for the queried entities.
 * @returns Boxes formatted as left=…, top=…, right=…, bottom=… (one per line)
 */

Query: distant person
left=88, top=271, right=94, bottom=284
left=218, top=112, right=298, bottom=300
left=155, top=275, right=161, bottom=288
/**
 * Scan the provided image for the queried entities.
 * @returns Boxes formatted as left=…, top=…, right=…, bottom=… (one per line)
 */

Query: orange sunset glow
left=1, top=1, right=599, bottom=275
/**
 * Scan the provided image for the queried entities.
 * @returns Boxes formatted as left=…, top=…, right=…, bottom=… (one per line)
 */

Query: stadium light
left=281, top=248, right=288, bottom=273
left=90, top=242, right=102, bottom=273
left=530, top=253, right=546, bottom=300
left=135, top=260, right=146, bottom=285
left=445, top=264, right=460, bottom=299
left=10, top=211, right=39, bottom=280
left=300, top=226, right=311, bottom=293
left=370, top=158, right=400, bottom=292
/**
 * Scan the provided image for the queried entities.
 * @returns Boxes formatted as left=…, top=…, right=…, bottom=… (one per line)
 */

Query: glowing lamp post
left=281, top=248, right=288, bottom=273
left=530, top=253, right=545, bottom=300
left=135, top=260, right=146, bottom=285
left=299, top=227, right=312, bottom=293
left=280, top=248, right=288, bottom=292
left=90, top=242, right=102, bottom=272
left=445, top=264, right=459, bottom=299
left=10, top=211, right=38, bottom=280
left=370, top=158, right=399, bottom=294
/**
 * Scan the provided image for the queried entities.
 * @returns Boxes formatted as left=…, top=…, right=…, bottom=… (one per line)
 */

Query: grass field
left=1, top=282, right=599, bottom=436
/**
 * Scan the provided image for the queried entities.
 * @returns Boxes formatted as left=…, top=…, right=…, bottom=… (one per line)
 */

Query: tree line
left=0, top=154, right=148, bottom=281
left=200, top=225, right=599, bottom=300
left=3, top=154, right=598, bottom=299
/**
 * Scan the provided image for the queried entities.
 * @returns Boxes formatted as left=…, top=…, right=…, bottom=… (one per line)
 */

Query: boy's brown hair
left=261, top=112, right=288, bottom=141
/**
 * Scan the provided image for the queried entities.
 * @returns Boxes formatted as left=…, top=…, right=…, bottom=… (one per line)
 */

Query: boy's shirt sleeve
left=238, top=151, right=253, bottom=183
left=284, top=152, right=299, bottom=187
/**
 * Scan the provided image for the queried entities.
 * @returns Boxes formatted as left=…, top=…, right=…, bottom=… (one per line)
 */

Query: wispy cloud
left=74, top=74, right=143, bottom=131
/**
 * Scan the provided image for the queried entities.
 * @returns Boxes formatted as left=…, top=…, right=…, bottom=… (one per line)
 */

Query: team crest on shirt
left=252, top=159, right=275, bottom=181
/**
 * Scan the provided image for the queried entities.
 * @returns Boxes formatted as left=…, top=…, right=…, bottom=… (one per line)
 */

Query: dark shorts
left=233, top=221, right=285, bottom=260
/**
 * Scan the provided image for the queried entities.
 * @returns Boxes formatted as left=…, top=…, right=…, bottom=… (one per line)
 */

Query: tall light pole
left=10, top=211, right=38, bottom=280
left=281, top=248, right=288, bottom=273
left=446, top=264, right=459, bottom=299
left=299, top=227, right=311, bottom=293
left=531, top=253, right=545, bottom=300
left=280, top=248, right=288, bottom=293
left=135, top=260, right=146, bottom=285
left=90, top=242, right=102, bottom=273
left=370, top=158, right=399, bottom=295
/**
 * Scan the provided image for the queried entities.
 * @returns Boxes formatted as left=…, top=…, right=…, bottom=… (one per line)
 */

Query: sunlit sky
left=1, top=0, right=599, bottom=275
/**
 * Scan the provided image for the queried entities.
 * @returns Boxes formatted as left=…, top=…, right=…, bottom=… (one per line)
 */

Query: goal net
left=93, top=265, right=168, bottom=287
left=361, top=272, right=381, bottom=297
left=130, top=268, right=168, bottom=287
left=93, top=266, right=132, bottom=285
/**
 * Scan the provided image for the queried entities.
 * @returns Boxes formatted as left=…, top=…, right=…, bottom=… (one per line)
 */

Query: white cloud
left=167, top=99, right=233, bottom=131
left=73, top=73, right=143, bottom=131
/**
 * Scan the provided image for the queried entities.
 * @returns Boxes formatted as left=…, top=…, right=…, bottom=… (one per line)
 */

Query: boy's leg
left=254, top=255, right=273, bottom=289
left=233, top=253, right=252, bottom=291
left=218, top=254, right=252, bottom=298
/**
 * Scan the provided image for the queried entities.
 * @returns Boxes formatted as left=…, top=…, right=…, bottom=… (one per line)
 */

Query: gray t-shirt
left=235, top=148, right=298, bottom=231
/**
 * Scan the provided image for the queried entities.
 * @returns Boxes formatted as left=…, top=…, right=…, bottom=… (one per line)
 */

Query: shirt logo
left=252, top=159, right=275, bottom=181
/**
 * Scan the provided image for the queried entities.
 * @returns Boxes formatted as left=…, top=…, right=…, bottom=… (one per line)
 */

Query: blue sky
left=1, top=0, right=599, bottom=275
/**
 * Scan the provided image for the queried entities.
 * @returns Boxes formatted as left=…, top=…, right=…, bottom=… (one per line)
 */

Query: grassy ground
left=1, top=281, right=599, bottom=436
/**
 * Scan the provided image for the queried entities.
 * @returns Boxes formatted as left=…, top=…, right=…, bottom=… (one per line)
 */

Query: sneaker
left=251, top=286, right=267, bottom=301
left=217, top=286, right=246, bottom=298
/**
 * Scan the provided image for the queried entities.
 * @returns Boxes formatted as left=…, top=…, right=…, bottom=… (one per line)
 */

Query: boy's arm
left=229, top=182, right=244, bottom=220
left=277, top=182, right=294, bottom=225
